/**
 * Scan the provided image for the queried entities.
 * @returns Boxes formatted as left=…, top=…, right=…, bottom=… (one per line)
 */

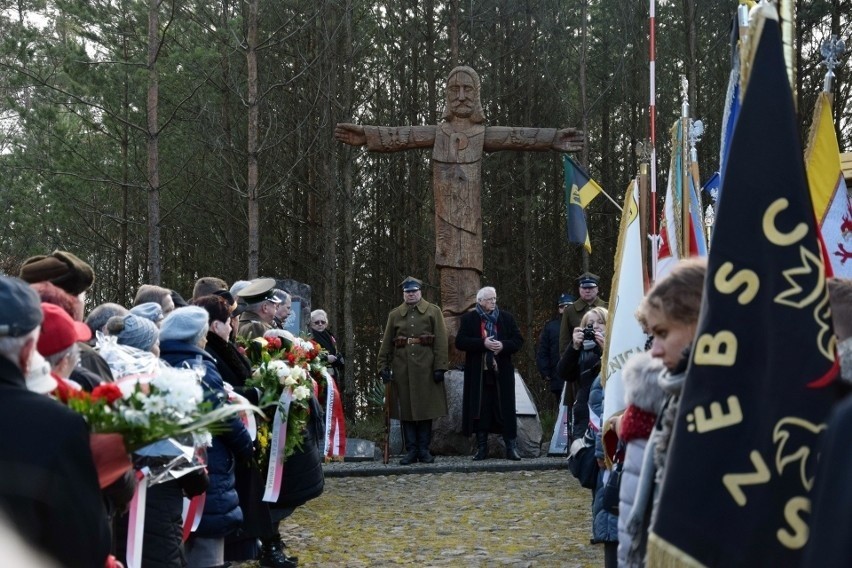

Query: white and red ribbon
left=262, top=389, right=292, bottom=503
left=181, top=493, right=206, bottom=542
left=126, top=467, right=150, bottom=568
left=228, top=390, right=257, bottom=441
left=323, top=375, right=346, bottom=460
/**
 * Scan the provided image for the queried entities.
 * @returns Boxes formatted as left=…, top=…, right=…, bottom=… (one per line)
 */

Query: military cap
left=400, top=276, right=422, bottom=292
left=0, top=276, right=43, bottom=338
left=19, top=250, right=95, bottom=295
left=558, top=293, right=575, bottom=306
left=236, top=278, right=281, bottom=304
left=577, top=272, right=600, bottom=288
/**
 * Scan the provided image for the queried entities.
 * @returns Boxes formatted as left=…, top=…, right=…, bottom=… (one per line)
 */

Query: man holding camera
left=559, top=272, right=608, bottom=354
left=377, top=277, right=449, bottom=465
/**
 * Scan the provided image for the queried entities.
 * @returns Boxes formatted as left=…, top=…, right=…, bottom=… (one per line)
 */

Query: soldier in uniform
left=235, top=278, right=281, bottom=341
left=559, top=272, right=608, bottom=354
left=377, top=277, right=449, bottom=465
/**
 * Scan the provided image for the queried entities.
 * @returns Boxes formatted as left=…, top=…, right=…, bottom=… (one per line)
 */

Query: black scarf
left=311, top=328, right=337, bottom=356
left=205, top=332, right=252, bottom=387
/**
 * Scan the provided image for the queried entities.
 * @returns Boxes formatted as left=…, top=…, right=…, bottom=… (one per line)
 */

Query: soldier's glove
left=433, top=370, right=446, bottom=383
left=380, top=368, right=392, bottom=383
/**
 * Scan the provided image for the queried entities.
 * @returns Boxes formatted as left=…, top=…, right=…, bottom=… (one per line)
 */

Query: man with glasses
left=235, top=278, right=281, bottom=341
left=456, top=286, right=524, bottom=460
left=377, top=276, right=449, bottom=465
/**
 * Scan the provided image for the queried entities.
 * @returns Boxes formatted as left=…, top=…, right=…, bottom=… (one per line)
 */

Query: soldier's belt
left=393, top=335, right=435, bottom=347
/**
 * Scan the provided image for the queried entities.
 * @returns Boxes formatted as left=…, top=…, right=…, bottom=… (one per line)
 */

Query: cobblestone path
left=238, top=467, right=604, bottom=567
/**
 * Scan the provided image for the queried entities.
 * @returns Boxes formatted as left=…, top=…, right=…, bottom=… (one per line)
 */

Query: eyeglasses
left=312, top=320, right=327, bottom=325
left=481, top=297, right=497, bottom=302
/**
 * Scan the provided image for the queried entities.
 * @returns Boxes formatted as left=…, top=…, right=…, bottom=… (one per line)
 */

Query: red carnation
left=92, top=383, right=124, bottom=404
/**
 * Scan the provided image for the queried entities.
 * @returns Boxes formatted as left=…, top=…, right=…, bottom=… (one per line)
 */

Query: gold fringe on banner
left=646, top=532, right=708, bottom=568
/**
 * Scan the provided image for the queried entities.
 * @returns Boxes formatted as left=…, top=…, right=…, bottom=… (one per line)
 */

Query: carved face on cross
left=443, top=66, right=484, bottom=124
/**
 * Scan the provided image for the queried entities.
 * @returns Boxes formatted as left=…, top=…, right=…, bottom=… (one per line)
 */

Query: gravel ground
left=234, top=456, right=604, bottom=567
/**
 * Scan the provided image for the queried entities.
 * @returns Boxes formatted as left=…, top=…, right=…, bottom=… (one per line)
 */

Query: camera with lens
left=582, top=323, right=597, bottom=350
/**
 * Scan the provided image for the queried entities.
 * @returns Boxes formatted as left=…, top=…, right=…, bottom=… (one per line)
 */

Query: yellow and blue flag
left=563, top=156, right=602, bottom=253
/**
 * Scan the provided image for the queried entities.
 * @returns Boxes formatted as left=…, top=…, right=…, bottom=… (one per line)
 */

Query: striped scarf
left=476, top=304, right=500, bottom=369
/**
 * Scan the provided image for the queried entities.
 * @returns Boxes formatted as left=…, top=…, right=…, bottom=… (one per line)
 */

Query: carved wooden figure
left=336, top=66, right=584, bottom=356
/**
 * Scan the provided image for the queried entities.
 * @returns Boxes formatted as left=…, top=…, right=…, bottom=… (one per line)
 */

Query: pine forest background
left=1, top=0, right=850, bottom=419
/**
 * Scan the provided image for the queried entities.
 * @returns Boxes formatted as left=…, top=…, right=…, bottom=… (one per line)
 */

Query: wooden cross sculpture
left=336, top=66, right=585, bottom=356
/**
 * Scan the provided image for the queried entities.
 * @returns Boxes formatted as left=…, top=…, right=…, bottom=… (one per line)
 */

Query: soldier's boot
left=399, top=421, right=418, bottom=465
left=472, top=431, right=489, bottom=461
left=504, top=437, right=522, bottom=461
left=417, top=420, right=435, bottom=463
left=258, top=536, right=298, bottom=568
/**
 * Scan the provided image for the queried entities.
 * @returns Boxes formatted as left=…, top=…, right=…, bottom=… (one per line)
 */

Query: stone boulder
left=431, top=370, right=543, bottom=458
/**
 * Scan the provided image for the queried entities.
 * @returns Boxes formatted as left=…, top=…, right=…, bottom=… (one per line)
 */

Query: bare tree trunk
left=340, top=0, right=356, bottom=416
left=246, top=0, right=260, bottom=278
left=579, top=0, right=589, bottom=271
left=450, top=0, right=459, bottom=67
left=120, top=32, right=130, bottom=301
left=147, top=0, right=161, bottom=285
left=579, top=0, right=588, bottom=169
left=220, top=0, right=238, bottom=273
left=683, top=0, right=697, bottom=112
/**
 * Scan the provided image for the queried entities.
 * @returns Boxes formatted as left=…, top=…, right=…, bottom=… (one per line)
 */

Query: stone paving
left=235, top=456, right=605, bottom=567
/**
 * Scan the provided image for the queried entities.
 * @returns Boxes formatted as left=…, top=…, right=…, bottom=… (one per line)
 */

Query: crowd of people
left=0, top=251, right=340, bottom=568
left=6, top=248, right=850, bottom=567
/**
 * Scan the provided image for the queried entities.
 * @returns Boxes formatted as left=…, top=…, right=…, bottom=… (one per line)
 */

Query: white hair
left=310, top=309, right=327, bottom=321
left=476, top=286, right=496, bottom=302
left=0, top=329, right=39, bottom=369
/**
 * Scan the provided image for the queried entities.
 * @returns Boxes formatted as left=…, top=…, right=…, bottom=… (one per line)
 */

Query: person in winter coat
left=194, top=294, right=270, bottom=563
left=377, top=276, right=449, bottom=465
left=261, top=329, right=326, bottom=568
left=159, top=306, right=254, bottom=568
left=456, top=286, right=524, bottom=461
left=622, top=258, right=706, bottom=567
left=588, top=376, right=618, bottom=566
left=556, top=307, right=608, bottom=441
left=0, top=279, right=114, bottom=568
left=802, top=277, right=852, bottom=568
left=536, top=293, right=573, bottom=406
left=310, top=309, right=344, bottom=382
left=614, top=351, right=666, bottom=568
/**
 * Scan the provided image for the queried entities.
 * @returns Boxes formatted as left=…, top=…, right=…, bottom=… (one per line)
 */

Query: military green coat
left=237, top=310, right=270, bottom=341
left=377, top=299, right=449, bottom=421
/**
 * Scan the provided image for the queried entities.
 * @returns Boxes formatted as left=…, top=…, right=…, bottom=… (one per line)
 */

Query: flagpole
left=649, top=0, right=658, bottom=281
left=680, top=76, right=691, bottom=257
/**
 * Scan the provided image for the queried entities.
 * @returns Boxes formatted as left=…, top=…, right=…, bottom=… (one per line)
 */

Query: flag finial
left=820, top=35, right=846, bottom=94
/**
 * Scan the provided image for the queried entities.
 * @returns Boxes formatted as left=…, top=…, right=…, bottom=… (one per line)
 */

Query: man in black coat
left=536, top=292, right=573, bottom=405
left=455, top=286, right=524, bottom=461
left=0, top=275, right=111, bottom=568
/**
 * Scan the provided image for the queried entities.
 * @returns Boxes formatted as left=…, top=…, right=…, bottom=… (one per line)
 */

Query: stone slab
left=344, top=438, right=376, bottom=462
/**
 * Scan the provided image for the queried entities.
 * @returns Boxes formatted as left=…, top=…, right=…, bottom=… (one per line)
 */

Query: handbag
left=602, top=460, right=622, bottom=514
left=567, top=432, right=599, bottom=490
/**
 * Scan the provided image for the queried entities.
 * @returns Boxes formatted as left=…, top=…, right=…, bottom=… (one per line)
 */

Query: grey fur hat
left=621, top=351, right=667, bottom=414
